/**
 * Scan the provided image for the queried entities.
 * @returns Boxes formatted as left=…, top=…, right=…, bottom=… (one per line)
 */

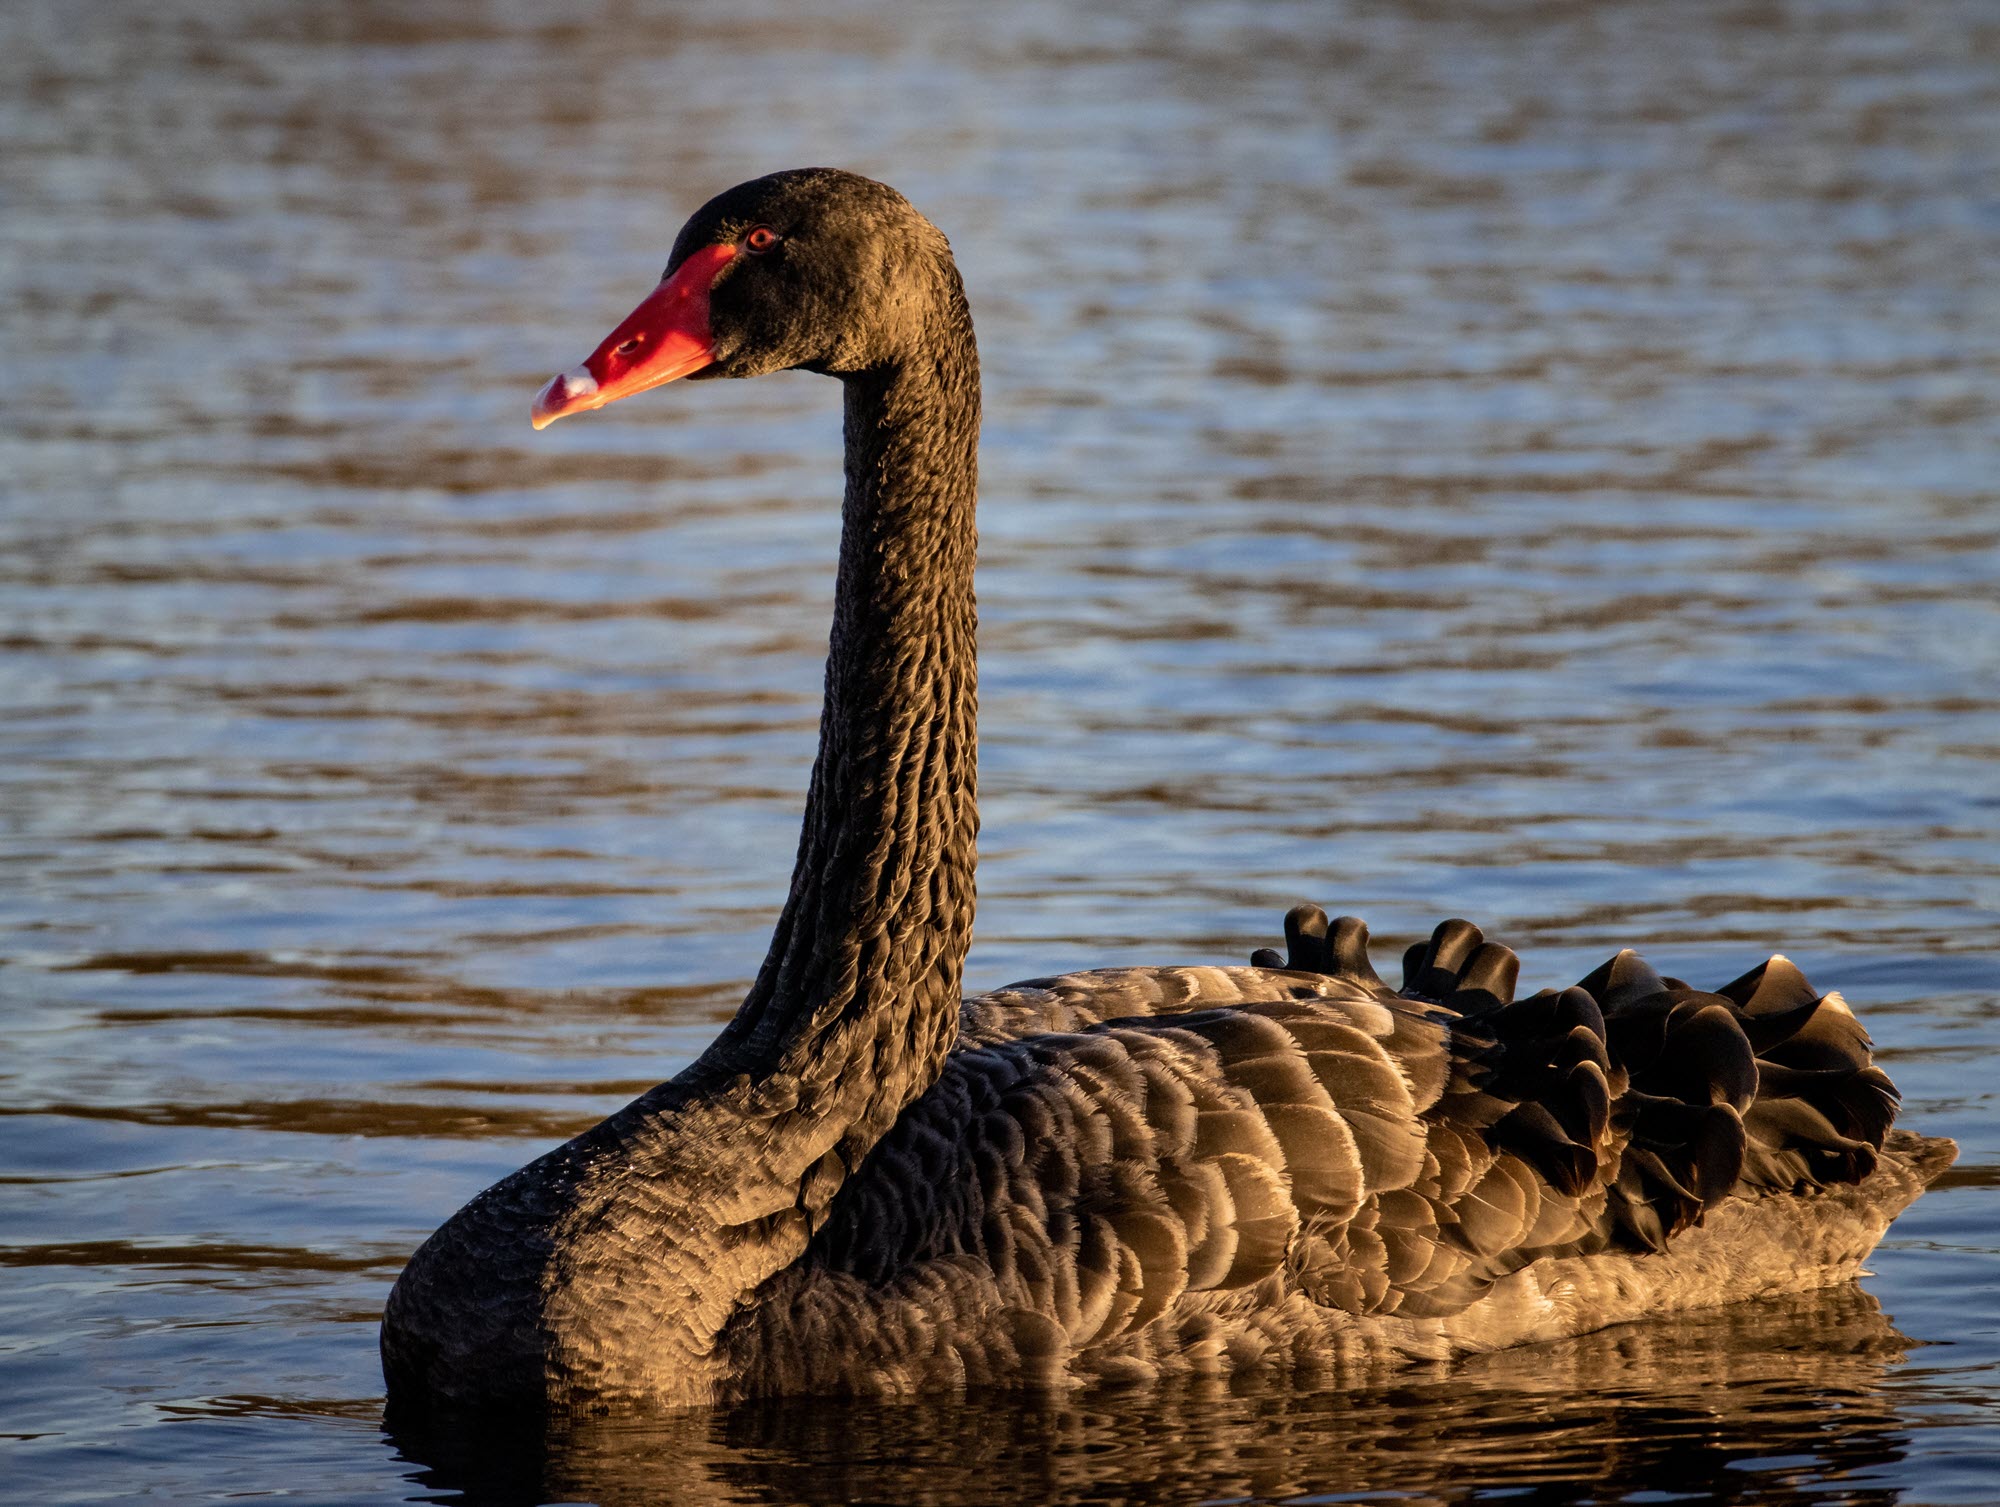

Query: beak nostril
left=615, top=339, right=642, bottom=356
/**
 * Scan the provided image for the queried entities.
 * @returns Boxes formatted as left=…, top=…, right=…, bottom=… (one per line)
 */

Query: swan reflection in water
left=390, top=1284, right=1917, bottom=1507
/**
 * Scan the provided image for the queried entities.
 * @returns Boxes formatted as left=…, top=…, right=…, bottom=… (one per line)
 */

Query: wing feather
left=794, top=911, right=1912, bottom=1378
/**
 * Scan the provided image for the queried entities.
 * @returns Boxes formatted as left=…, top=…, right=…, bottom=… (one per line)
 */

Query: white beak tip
left=530, top=365, right=599, bottom=430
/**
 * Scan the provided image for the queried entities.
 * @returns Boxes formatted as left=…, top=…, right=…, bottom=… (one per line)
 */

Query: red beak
left=531, top=242, right=738, bottom=430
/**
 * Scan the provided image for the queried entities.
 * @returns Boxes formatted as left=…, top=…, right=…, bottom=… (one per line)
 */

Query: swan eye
left=615, top=338, right=642, bottom=356
left=743, top=225, right=780, bottom=255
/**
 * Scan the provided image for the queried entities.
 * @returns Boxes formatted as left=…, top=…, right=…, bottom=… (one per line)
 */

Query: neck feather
left=691, top=287, right=981, bottom=1178
left=382, top=246, right=987, bottom=1413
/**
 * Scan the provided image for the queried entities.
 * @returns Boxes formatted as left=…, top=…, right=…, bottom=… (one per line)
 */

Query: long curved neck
left=381, top=244, right=987, bottom=1414
left=692, top=291, right=981, bottom=1171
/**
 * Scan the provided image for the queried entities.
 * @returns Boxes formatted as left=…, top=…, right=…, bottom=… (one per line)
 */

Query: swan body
left=381, top=169, right=1952, bottom=1416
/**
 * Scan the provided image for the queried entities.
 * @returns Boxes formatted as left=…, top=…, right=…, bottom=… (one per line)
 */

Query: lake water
left=3, top=0, right=1997, bottom=1501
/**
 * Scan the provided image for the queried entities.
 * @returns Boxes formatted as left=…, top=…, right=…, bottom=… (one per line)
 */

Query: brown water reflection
left=3, top=0, right=1998, bottom=1501
left=394, top=1290, right=1916, bottom=1507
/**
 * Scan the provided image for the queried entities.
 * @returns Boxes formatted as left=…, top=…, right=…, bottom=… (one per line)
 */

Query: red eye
left=743, top=225, right=780, bottom=255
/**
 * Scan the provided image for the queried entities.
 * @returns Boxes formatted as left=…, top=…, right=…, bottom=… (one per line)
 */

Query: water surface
left=2, top=1, right=1997, bottom=1501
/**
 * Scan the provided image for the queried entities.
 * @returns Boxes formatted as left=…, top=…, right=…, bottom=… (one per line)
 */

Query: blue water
left=2, top=0, right=1996, bottom=1501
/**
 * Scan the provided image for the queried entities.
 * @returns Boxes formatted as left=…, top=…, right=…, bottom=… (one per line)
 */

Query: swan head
left=532, top=168, right=960, bottom=429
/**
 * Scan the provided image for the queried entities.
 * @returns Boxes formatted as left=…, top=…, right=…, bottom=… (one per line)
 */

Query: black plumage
left=380, top=170, right=1954, bottom=1417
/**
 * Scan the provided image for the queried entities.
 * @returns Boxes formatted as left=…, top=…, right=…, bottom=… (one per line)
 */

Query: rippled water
left=3, top=0, right=1997, bottom=1501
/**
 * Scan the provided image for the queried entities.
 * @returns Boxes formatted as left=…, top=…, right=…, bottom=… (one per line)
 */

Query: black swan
left=380, top=168, right=1953, bottom=1415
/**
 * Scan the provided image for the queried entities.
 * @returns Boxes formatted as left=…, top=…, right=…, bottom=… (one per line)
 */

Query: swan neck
left=700, top=284, right=981, bottom=1170
left=382, top=236, right=988, bottom=1411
